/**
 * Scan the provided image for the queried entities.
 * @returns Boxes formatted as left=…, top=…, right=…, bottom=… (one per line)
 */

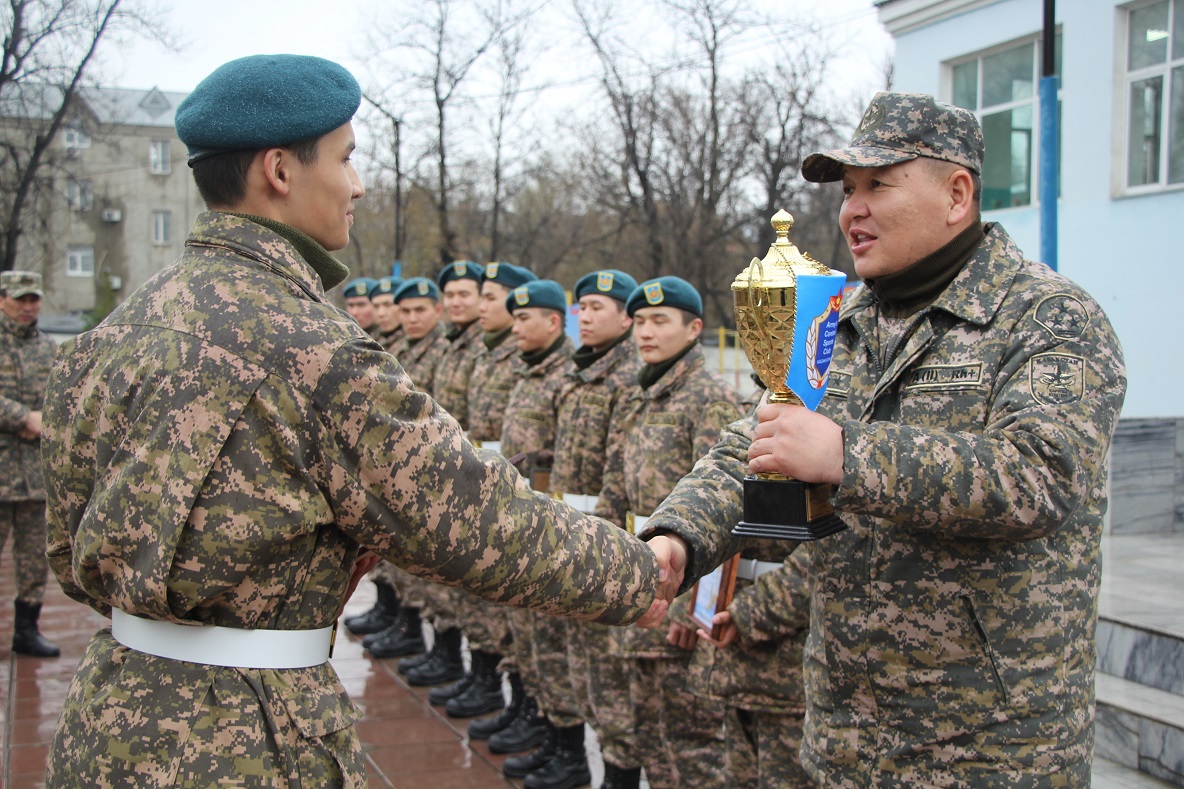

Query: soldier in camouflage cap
left=639, top=91, right=1127, bottom=785
left=0, top=270, right=61, bottom=658
left=41, top=54, right=682, bottom=788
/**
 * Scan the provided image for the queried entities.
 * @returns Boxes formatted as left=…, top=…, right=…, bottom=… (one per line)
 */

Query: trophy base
left=732, top=475, right=847, bottom=541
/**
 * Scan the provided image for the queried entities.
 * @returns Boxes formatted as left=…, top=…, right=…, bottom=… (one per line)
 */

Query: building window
left=149, top=140, right=171, bottom=174
left=152, top=210, right=171, bottom=245
left=66, top=245, right=94, bottom=277
left=63, top=124, right=91, bottom=151
left=66, top=178, right=93, bottom=211
left=1124, top=0, right=1184, bottom=189
left=948, top=33, right=1061, bottom=210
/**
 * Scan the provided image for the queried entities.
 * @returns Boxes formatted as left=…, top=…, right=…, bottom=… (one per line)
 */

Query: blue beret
left=626, top=276, right=703, bottom=318
left=176, top=54, right=362, bottom=164
left=369, top=276, right=402, bottom=299
left=483, top=262, right=536, bottom=290
left=437, top=260, right=484, bottom=288
left=507, top=279, right=567, bottom=315
left=394, top=277, right=439, bottom=303
left=574, top=269, right=638, bottom=303
left=343, top=277, right=377, bottom=299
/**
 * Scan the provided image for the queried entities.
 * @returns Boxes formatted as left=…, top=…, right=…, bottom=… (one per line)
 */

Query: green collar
left=227, top=213, right=351, bottom=290
left=484, top=325, right=513, bottom=350
left=572, top=327, right=633, bottom=370
left=866, top=220, right=984, bottom=318
left=638, top=341, right=696, bottom=389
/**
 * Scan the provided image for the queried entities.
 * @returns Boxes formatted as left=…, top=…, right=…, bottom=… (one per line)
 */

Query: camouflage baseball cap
left=0, top=271, right=44, bottom=299
left=801, top=91, right=983, bottom=183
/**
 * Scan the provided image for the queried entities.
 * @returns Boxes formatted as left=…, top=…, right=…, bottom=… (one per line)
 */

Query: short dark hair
left=192, top=135, right=321, bottom=208
left=924, top=158, right=982, bottom=209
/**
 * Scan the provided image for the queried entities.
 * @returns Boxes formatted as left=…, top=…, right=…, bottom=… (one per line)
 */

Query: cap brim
left=7, top=289, right=43, bottom=299
left=801, top=146, right=918, bottom=183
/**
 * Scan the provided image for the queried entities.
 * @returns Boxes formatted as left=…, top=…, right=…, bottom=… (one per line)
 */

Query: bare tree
left=0, top=0, right=168, bottom=272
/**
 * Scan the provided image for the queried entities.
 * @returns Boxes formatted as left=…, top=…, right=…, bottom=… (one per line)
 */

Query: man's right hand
left=634, top=533, right=689, bottom=628
left=19, top=410, right=41, bottom=441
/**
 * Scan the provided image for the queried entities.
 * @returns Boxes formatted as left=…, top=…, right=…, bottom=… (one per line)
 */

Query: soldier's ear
left=259, top=147, right=293, bottom=196
left=946, top=168, right=975, bottom=227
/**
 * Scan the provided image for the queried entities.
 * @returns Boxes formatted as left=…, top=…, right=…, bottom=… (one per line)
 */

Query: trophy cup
left=732, top=210, right=848, bottom=541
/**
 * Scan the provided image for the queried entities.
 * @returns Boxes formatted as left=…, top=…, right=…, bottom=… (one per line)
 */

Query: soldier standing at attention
left=0, top=271, right=60, bottom=658
left=640, top=92, right=1127, bottom=786
left=489, top=280, right=576, bottom=777
left=456, top=262, right=540, bottom=732
left=367, top=276, right=404, bottom=352
left=40, top=55, right=681, bottom=788
left=537, top=269, right=640, bottom=789
left=342, top=276, right=379, bottom=338
left=593, top=276, right=743, bottom=789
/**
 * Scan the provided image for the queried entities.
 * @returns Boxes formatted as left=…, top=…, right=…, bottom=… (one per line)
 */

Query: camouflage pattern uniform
left=549, top=335, right=641, bottom=762
left=41, top=213, right=659, bottom=788
left=499, top=335, right=574, bottom=701
left=594, top=343, right=743, bottom=789
left=688, top=546, right=813, bottom=787
left=641, top=224, right=1127, bottom=787
left=0, top=304, right=56, bottom=605
left=374, top=325, right=403, bottom=353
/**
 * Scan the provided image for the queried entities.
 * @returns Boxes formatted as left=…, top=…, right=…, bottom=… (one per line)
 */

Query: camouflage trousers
left=462, top=595, right=513, bottom=658
left=575, top=624, right=640, bottom=769
left=373, top=562, right=426, bottom=610
left=631, top=656, right=728, bottom=789
left=724, top=706, right=813, bottom=788
left=507, top=608, right=583, bottom=727
left=0, top=500, right=48, bottom=604
left=422, top=581, right=461, bottom=631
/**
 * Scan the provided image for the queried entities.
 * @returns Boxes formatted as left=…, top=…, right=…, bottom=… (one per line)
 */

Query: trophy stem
left=766, top=391, right=802, bottom=406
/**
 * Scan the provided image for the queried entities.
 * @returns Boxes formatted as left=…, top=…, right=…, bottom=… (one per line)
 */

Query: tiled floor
left=3, top=531, right=1181, bottom=787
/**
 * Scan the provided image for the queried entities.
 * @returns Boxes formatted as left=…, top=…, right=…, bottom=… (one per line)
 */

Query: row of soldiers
left=336, top=261, right=814, bottom=788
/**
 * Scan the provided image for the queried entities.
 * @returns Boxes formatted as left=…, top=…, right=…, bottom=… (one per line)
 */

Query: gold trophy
left=732, top=210, right=847, bottom=540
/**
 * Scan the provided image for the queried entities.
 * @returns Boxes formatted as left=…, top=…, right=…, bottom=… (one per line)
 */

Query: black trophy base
left=733, top=475, right=847, bottom=541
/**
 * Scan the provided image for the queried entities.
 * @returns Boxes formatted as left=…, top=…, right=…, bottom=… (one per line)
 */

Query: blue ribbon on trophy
left=784, top=271, right=847, bottom=411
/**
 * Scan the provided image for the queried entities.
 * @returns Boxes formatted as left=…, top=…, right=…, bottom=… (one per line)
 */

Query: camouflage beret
left=368, top=276, right=402, bottom=300
left=343, top=278, right=378, bottom=299
left=507, top=279, right=567, bottom=315
left=801, top=91, right=984, bottom=183
left=483, top=262, right=537, bottom=290
left=0, top=270, right=43, bottom=299
left=394, top=277, right=439, bottom=303
left=574, top=269, right=638, bottom=304
left=176, top=54, right=362, bottom=165
left=627, top=276, right=702, bottom=318
left=437, top=260, right=484, bottom=288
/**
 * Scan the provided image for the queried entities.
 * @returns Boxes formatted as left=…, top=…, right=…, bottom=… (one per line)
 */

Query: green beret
left=484, top=262, right=536, bottom=290
left=437, top=260, right=484, bottom=288
left=369, top=276, right=402, bottom=299
left=627, top=276, right=702, bottom=318
left=574, top=269, right=638, bottom=303
left=176, top=54, right=362, bottom=165
left=507, top=279, right=567, bottom=315
left=343, top=277, right=378, bottom=299
left=394, top=277, right=439, bottom=303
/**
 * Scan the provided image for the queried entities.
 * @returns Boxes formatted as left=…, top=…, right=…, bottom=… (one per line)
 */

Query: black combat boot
left=405, top=626, right=465, bottom=686
left=428, top=668, right=474, bottom=706
left=489, top=695, right=550, bottom=754
left=599, top=763, right=641, bottom=789
left=524, top=723, right=590, bottom=789
left=344, top=581, right=398, bottom=635
left=469, top=670, right=524, bottom=740
left=501, top=717, right=557, bottom=777
left=446, top=650, right=505, bottom=718
left=369, top=607, right=425, bottom=659
left=12, top=600, right=60, bottom=658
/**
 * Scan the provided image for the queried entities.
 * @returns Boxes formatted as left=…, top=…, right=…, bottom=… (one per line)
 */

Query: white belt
left=625, top=512, right=650, bottom=534
left=111, top=608, right=334, bottom=669
left=472, top=439, right=502, bottom=452
left=735, top=559, right=781, bottom=581
left=560, top=493, right=600, bottom=514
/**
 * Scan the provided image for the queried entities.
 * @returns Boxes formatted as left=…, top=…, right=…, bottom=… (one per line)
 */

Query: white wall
left=887, top=0, right=1184, bottom=418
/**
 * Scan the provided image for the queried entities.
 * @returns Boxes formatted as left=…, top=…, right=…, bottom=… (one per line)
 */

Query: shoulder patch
left=1030, top=353, right=1085, bottom=405
left=1035, top=294, right=1089, bottom=340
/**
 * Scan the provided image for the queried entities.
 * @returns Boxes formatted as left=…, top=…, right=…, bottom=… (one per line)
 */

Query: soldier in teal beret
left=364, top=276, right=404, bottom=353
left=343, top=277, right=378, bottom=336
left=506, top=279, right=567, bottom=316
left=625, top=276, right=703, bottom=319
left=574, top=268, right=638, bottom=305
left=484, top=261, right=537, bottom=291
left=43, top=53, right=679, bottom=789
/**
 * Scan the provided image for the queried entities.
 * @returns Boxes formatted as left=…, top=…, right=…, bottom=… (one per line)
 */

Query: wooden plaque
left=689, top=553, right=740, bottom=641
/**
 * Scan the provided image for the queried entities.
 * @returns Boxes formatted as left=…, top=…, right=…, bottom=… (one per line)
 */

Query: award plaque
left=690, top=553, right=740, bottom=641
left=732, top=211, right=848, bottom=541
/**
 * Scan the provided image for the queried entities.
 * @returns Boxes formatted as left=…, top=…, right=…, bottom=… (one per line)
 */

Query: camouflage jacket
left=688, top=544, right=809, bottom=714
left=595, top=344, right=743, bottom=658
left=467, top=330, right=522, bottom=442
left=40, top=213, right=658, bottom=788
left=374, top=325, right=403, bottom=353
left=392, top=322, right=448, bottom=393
left=433, top=321, right=483, bottom=430
left=0, top=311, right=56, bottom=501
left=550, top=336, right=640, bottom=497
left=500, top=336, right=573, bottom=481
left=641, top=224, right=1127, bottom=786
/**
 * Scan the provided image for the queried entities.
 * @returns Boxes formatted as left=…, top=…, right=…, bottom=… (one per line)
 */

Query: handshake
left=635, top=534, right=689, bottom=628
